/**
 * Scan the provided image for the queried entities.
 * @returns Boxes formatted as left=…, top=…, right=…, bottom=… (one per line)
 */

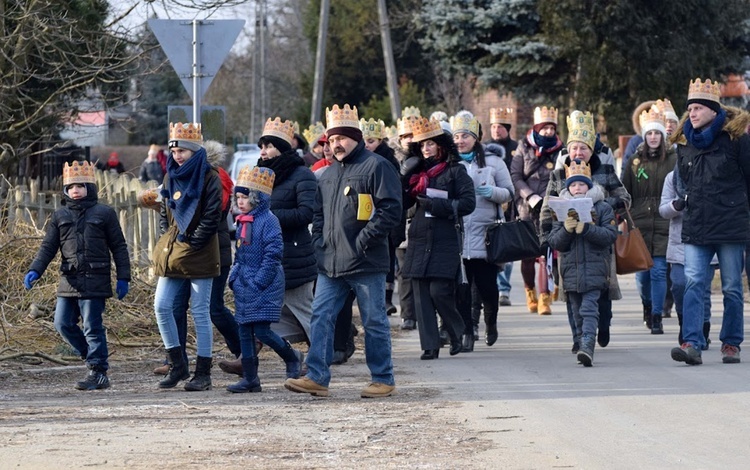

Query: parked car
left=227, top=143, right=261, bottom=183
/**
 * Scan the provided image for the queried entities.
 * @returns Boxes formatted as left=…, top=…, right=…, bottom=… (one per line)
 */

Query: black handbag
left=485, top=219, right=542, bottom=264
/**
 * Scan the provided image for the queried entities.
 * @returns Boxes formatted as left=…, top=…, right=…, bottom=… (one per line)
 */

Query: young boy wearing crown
left=24, top=161, right=131, bottom=390
left=226, top=166, right=304, bottom=392
left=547, top=159, right=618, bottom=367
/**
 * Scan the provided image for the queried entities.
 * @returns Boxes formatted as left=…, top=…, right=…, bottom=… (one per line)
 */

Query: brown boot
left=538, top=292, right=552, bottom=315
left=552, top=286, right=560, bottom=301
left=525, top=288, right=538, bottom=313
left=153, top=363, right=170, bottom=375
left=218, top=356, right=243, bottom=376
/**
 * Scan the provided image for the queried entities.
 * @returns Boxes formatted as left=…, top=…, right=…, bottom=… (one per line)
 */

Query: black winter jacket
left=29, top=186, right=131, bottom=298
left=312, top=141, right=402, bottom=277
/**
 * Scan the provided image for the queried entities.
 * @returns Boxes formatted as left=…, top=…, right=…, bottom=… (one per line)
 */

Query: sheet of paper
left=425, top=188, right=448, bottom=218
left=547, top=196, right=593, bottom=223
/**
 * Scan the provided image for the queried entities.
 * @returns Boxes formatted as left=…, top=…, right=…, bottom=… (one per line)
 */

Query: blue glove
left=476, top=185, right=493, bottom=198
left=116, top=280, right=129, bottom=300
left=24, top=271, right=40, bottom=290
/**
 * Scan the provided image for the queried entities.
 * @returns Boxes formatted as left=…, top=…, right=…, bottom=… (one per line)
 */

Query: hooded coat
left=29, top=184, right=131, bottom=298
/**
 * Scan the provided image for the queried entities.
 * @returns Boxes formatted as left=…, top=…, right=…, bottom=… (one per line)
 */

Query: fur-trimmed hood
left=669, top=106, right=750, bottom=146
left=203, top=140, right=227, bottom=169
left=631, top=100, right=656, bottom=135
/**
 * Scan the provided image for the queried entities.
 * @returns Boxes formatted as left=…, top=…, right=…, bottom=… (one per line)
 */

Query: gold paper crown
left=566, top=111, right=596, bottom=150
left=653, top=99, right=678, bottom=122
left=262, top=117, right=295, bottom=145
left=326, top=104, right=359, bottom=131
left=303, top=122, right=326, bottom=145
left=169, top=122, right=203, bottom=143
left=236, top=165, right=275, bottom=195
left=292, top=121, right=300, bottom=134
left=490, top=107, right=514, bottom=124
left=397, top=115, right=419, bottom=136
left=360, top=118, right=385, bottom=140
left=688, top=78, right=721, bottom=104
left=402, top=106, right=421, bottom=118
left=639, top=107, right=666, bottom=135
left=449, top=114, right=480, bottom=136
left=565, top=159, right=592, bottom=181
left=63, top=160, right=96, bottom=186
left=412, top=118, right=444, bottom=142
left=533, top=106, right=558, bottom=126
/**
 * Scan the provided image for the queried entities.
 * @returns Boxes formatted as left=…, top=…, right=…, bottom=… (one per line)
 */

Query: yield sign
left=148, top=19, right=245, bottom=101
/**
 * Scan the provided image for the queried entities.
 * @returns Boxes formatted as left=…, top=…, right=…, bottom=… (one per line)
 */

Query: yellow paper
left=357, top=193, right=374, bottom=221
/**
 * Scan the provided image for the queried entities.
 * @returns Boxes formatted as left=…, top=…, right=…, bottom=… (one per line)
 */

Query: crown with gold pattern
left=303, top=122, right=326, bottom=146
left=653, top=99, right=678, bottom=122
left=169, top=122, right=203, bottom=144
left=639, top=107, right=666, bottom=139
left=236, top=165, right=275, bottom=195
left=688, top=78, right=721, bottom=105
left=566, top=111, right=596, bottom=150
left=326, top=104, right=360, bottom=131
left=262, top=117, right=295, bottom=145
left=412, top=117, right=444, bottom=142
left=534, top=106, right=558, bottom=126
left=360, top=118, right=386, bottom=140
left=63, top=160, right=96, bottom=186
left=384, top=125, right=398, bottom=142
left=565, top=159, right=593, bottom=188
left=292, top=121, right=300, bottom=134
left=402, top=106, right=421, bottom=118
left=397, top=115, right=420, bottom=136
left=490, top=107, right=514, bottom=124
left=450, top=113, right=480, bottom=137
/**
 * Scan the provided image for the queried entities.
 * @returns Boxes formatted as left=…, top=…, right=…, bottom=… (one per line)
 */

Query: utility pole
left=310, top=0, right=330, bottom=124
left=377, top=0, right=400, bottom=122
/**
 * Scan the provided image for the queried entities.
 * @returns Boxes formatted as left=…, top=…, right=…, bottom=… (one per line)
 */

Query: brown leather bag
left=615, top=208, right=654, bottom=275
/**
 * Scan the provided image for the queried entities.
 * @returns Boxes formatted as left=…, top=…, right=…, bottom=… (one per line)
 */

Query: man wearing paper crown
left=541, top=110, right=630, bottom=353
left=302, top=122, right=326, bottom=167
left=669, top=78, right=750, bottom=366
left=622, top=107, right=676, bottom=335
left=24, top=160, right=131, bottom=390
left=547, top=158, right=618, bottom=367
left=152, top=122, right=222, bottom=392
left=488, top=107, right=518, bottom=167
left=284, top=104, right=402, bottom=399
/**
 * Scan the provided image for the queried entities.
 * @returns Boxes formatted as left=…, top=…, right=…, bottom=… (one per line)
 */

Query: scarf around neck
left=165, top=147, right=210, bottom=237
left=236, top=213, right=254, bottom=246
left=258, top=150, right=304, bottom=186
left=683, top=108, right=727, bottom=149
left=529, top=130, right=563, bottom=157
left=409, top=158, right=448, bottom=197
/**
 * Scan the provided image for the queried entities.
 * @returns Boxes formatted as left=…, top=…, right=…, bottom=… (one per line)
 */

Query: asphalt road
left=390, top=271, right=750, bottom=469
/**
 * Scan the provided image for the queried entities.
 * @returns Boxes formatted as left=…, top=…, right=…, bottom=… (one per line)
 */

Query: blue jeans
left=306, top=272, right=394, bottom=387
left=669, top=263, right=714, bottom=322
left=496, top=261, right=513, bottom=295
left=683, top=244, right=744, bottom=350
left=155, top=276, right=213, bottom=357
left=238, top=322, right=290, bottom=360
left=635, top=256, right=668, bottom=315
left=54, top=297, right=108, bottom=371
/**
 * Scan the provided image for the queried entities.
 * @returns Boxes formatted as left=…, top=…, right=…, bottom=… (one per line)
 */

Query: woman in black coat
left=401, top=118, right=476, bottom=359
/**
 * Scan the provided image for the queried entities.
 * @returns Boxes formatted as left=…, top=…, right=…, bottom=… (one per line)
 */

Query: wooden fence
left=1, top=172, right=160, bottom=267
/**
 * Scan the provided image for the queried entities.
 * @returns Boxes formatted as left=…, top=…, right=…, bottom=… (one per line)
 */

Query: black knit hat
left=258, top=135, right=292, bottom=153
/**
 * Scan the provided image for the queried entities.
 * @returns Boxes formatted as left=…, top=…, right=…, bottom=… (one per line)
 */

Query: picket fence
left=1, top=172, right=160, bottom=267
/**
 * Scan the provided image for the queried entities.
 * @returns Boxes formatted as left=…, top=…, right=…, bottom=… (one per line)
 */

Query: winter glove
left=475, top=185, right=493, bottom=198
left=23, top=271, right=40, bottom=290
left=401, top=156, right=421, bottom=176
left=610, top=198, right=626, bottom=210
left=417, top=195, right=433, bottom=212
left=672, top=198, right=686, bottom=212
left=575, top=221, right=586, bottom=234
left=564, top=216, right=578, bottom=233
left=116, top=280, right=129, bottom=300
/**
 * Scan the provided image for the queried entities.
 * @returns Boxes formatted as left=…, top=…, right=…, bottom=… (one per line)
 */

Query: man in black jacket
left=285, top=104, right=402, bottom=398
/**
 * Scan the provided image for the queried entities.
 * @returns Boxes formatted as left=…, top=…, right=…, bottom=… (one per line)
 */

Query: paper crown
left=292, top=121, right=300, bottom=134
left=688, top=78, right=721, bottom=104
left=566, top=111, right=596, bottom=150
left=63, top=160, right=96, bottom=186
left=236, top=166, right=275, bottom=195
left=450, top=113, right=480, bottom=137
left=262, top=117, right=295, bottom=145
left=397, top=115, right=419, bottom=136
left=534, top=106, right=558, bottom=126
left=639, top=107, right=666, bottom=138
left=169, top=122, right=203, bottom=143
left=360, top=118, right=385, bottom=140
left=565, top=159, right=593, bottom=187
left=490, top=107, right=514, bottom=124
left=402, top=106, right=421, bottom=118
left=653, top=99, right=678, bottom=122
left=384, top=125, right=398, bottom=142
left=412, top=117, right=444, bottom=142
left=326, top=104, right=359, bottom=130
left=303, top=122, right=326, bottom=146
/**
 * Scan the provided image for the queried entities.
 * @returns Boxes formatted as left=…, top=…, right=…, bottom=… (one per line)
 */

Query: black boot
left=651, top=314, right=664, bottom=335
left=385, top=288, right=397, bottom=316
left=278, top=340, right=304, bottom=379
left=227, top=357, right=262, bottom=393
left=597, top=308, right=612, bottom=347
left=677, top=312, right=684, bottom=345
left=448, top=329, right=462, bottom=356
left=702, top=322, right=711, bottom=350
left=485, top=323, right=498, bottom=346
left=158, top=347, right=190, bottom=389
left=461, top=333, right=474, bottom=352
left=184, top=356, right=212, bottom=391
left=643, top=303, right=653, bottom=329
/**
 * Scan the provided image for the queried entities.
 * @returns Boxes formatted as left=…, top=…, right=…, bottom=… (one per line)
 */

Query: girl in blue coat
left=227, top=166, right=304, bottom=393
